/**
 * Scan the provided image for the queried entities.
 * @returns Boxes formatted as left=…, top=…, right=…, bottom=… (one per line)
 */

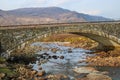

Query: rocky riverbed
left=85, top=49, right=120, bottom=67
left=0, top=42, right=112, bottom=80
left=0, top=33, right=120, bottom=80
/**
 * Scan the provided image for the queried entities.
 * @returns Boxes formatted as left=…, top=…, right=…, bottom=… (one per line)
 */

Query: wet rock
left=43, top=53, right=49, bottom=56
left=40, top=55, right=46, bottom=59
left=30, top=70, right=37, bottom=75
left=38, top=66, right=42, bottom=70
left=73, top=67, right=98, bottom=74
left=85, top=52, right=93, bottom=54
left=36, top=72, right=43, bottom=77
left=101, top=71, right=109, bottom=75
left=48, top=56, right=51, bottom=59
left=38, top=77, right=47, bottom=80
left=39, top=55, right=44, bottom=58
left=87, top=73, right=112, bottom=80
left=42, top=48, right=49, bottom=51
left=68, top=48, right=72, bottom=53
left=76, top=73, right=89, bottom=78
left=76, top=72, right=111, bottom=80
left=40, top=59, right=48, bottom=64
left=36, top=70, right=46, bottom=77
left=79, top=60, right=84, bottom=63
left=76, top=77, right=88, bottom=80
left=38, top=61, right=41, bottom=65
left=47, top=74, right=69, bottom=80
left=59, top=56, right=64, bottom=59
left=51, top=48, right=58, bottom=53
left=73, top=67, right=111, bottom=80
left=52, top=55, right=58, bottom=59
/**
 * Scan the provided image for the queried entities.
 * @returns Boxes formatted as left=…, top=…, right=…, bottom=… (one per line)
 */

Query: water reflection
left=31, top=42, right=92, bottom=79
left=31, top=42, right=119, bottom=80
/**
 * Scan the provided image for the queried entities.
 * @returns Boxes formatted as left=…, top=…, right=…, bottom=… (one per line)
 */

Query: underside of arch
left=69, top=32, right=120, bottom=52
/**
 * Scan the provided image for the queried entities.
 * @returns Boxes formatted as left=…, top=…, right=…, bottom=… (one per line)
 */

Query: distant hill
left=0, top=7, right=113, bottom=26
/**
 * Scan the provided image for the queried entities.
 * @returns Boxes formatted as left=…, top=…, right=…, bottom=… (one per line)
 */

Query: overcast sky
left=0, top=0, right=120, bottom=19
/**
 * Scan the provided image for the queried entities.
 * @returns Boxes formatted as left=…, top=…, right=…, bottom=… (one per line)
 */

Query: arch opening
left=69, top=32, right=120, bottom=52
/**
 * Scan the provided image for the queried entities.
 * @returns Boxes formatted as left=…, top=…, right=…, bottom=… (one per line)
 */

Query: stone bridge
left=0, top=21, right=120, bottom=54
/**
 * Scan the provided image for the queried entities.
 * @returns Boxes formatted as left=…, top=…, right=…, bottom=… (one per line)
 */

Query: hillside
left=0, top=7, right=112, bottom=26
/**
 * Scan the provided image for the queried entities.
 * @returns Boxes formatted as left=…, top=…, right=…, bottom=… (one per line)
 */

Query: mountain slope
left=0, top=7, right=112, bottom=26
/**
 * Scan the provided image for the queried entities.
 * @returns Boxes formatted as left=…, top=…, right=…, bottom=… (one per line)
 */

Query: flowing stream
left=30, top=42, right=120, bottom=80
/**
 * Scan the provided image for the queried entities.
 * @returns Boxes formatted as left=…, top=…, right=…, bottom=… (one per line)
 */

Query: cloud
left=81, top=10, right=101, bottom=15
left=35, top=0, right=47, bottom=4
left=34, top=0, right=69, bottom=6
left=30, top=0, right=47, bottom=5
left=49, top=0, right=69, bottom=6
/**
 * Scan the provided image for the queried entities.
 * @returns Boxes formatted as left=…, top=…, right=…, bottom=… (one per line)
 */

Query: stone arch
left=64, top=28, right=120, bottom=51
left=2, top=22, right=120, bottom=53
left=17, top=28, right=120, bottom=52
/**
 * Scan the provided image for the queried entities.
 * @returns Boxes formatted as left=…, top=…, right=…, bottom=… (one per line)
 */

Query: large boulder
left=73, top=67, right=112, bottom=80
left=73, top=67, right=98, bottom=73
left=87, top=73, right=112, bottom=80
